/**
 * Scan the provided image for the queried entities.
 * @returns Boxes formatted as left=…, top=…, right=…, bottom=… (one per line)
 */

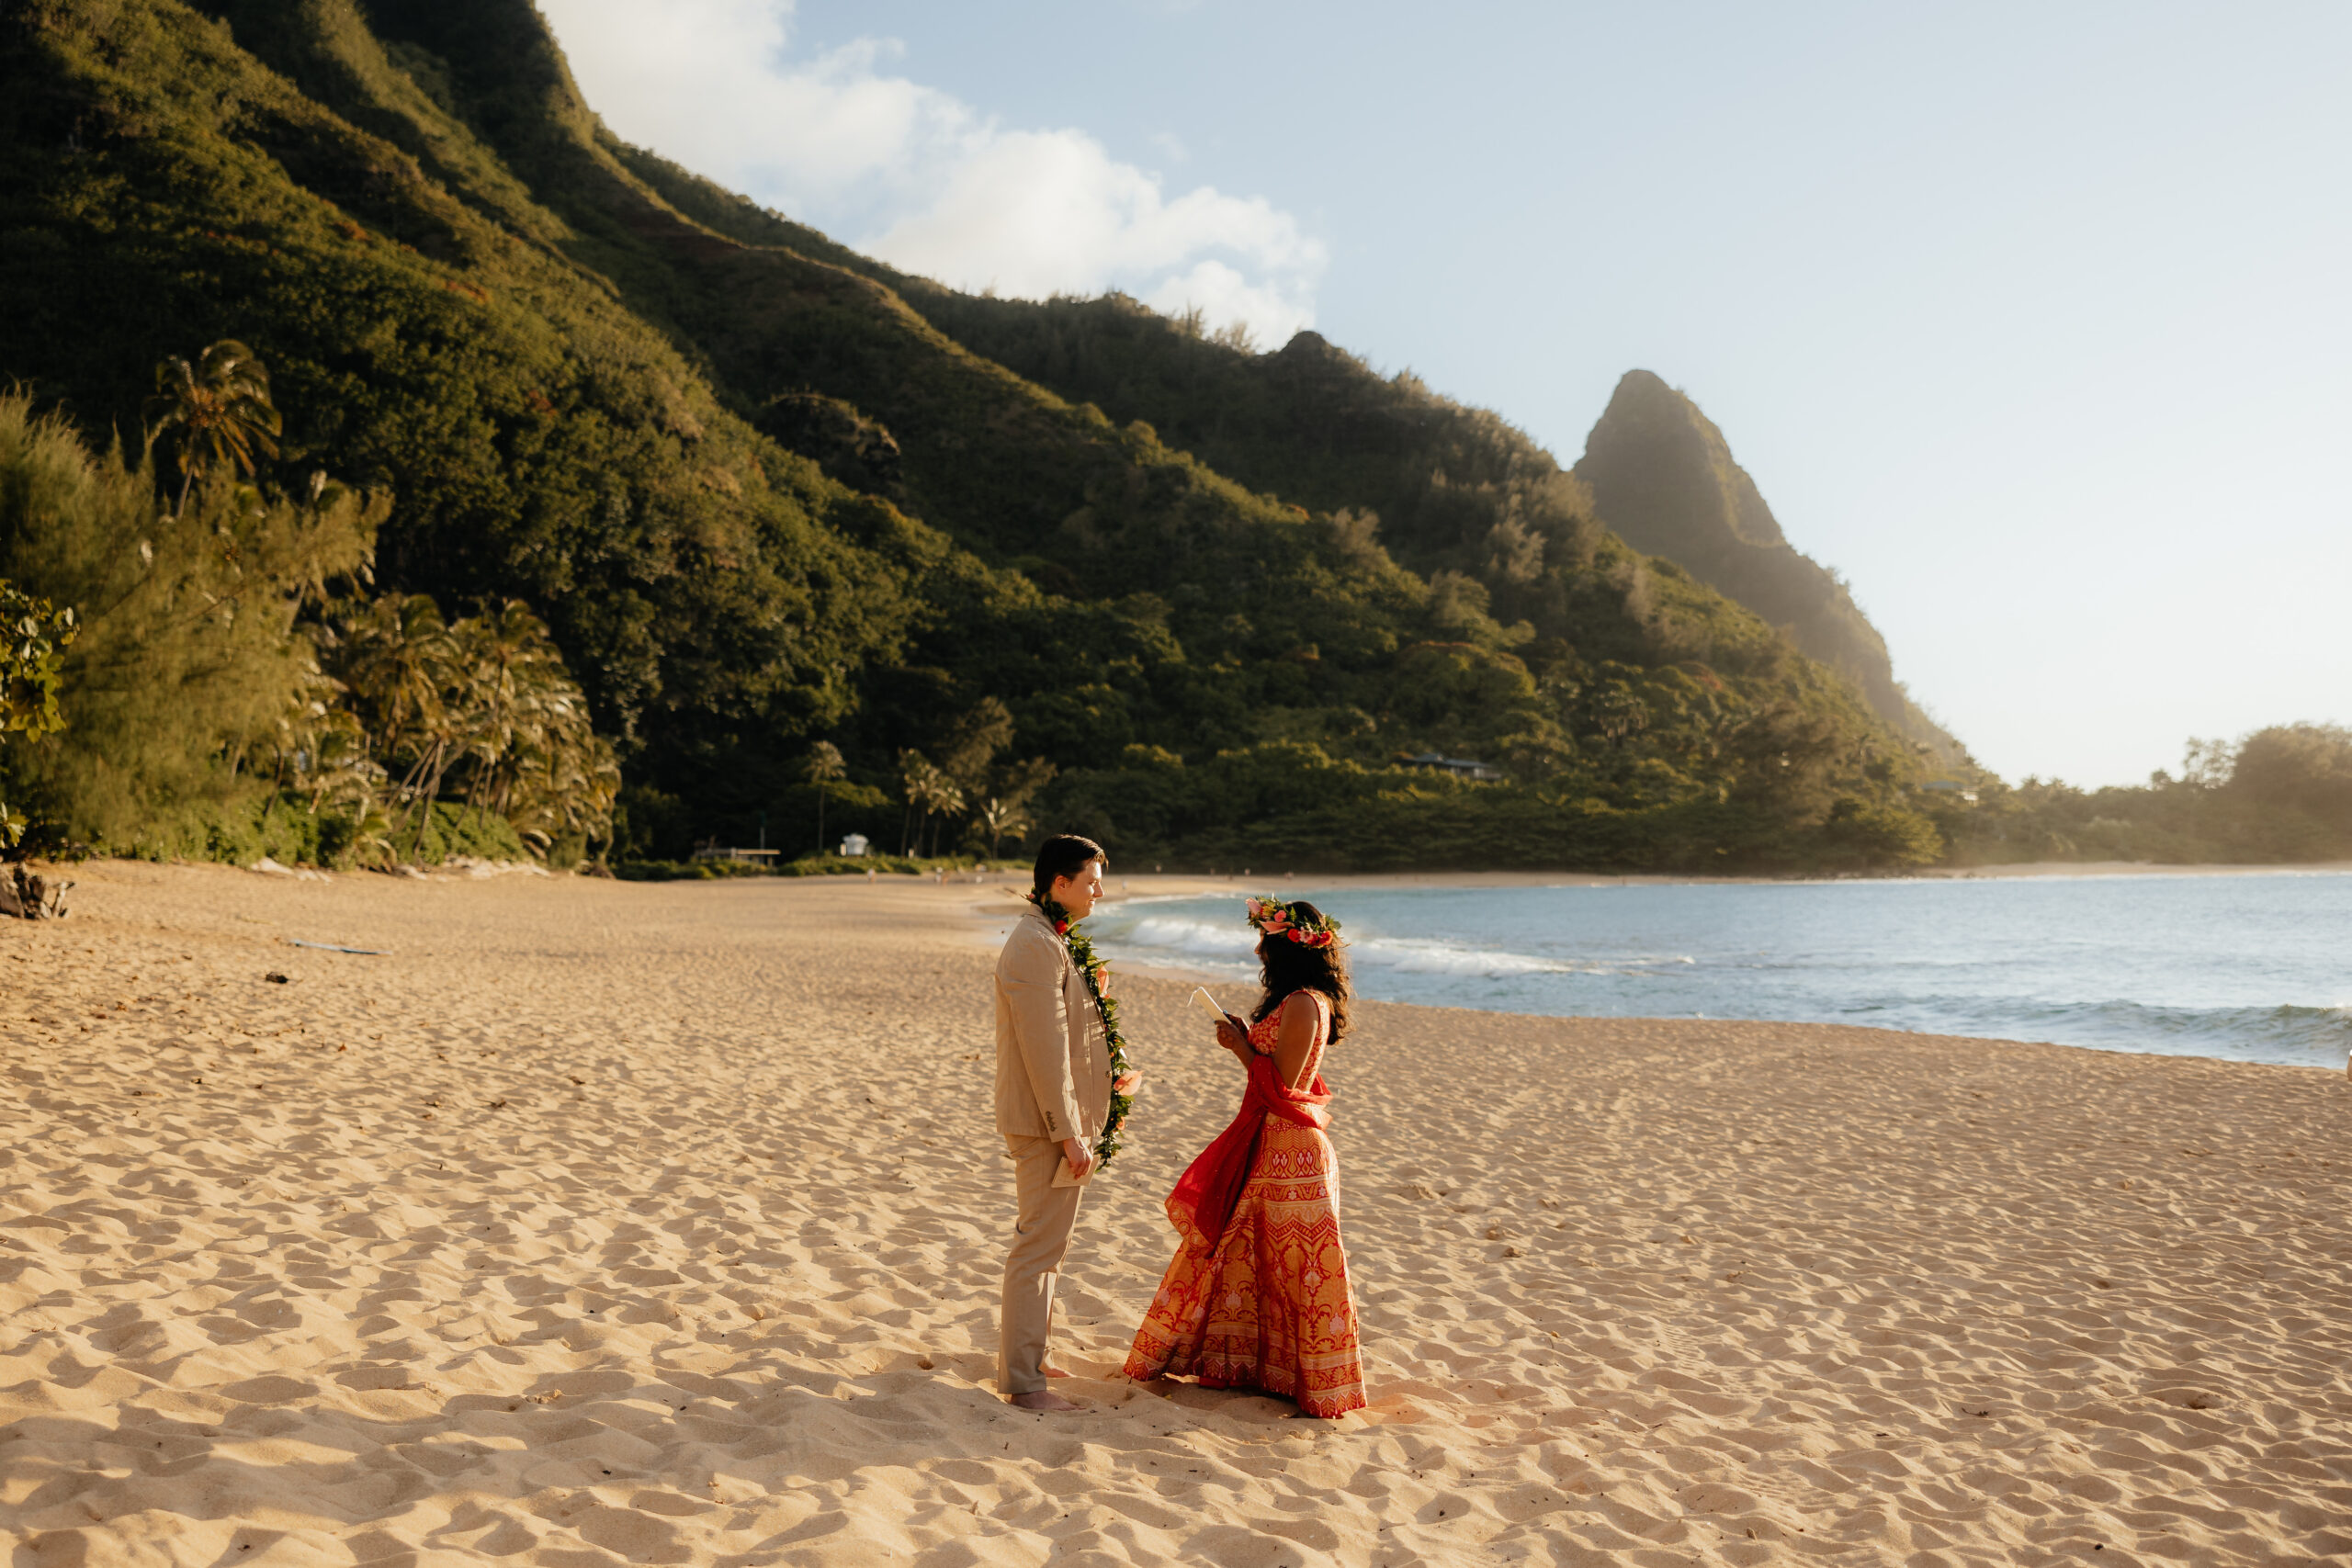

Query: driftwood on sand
left=0, top=864, right=70, bottom=919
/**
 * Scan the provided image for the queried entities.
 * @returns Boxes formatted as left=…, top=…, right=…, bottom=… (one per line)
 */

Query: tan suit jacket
left=994, top=904, right=1112, bottom=1143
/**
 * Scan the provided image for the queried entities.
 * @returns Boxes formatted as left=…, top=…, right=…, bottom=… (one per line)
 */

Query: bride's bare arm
left=1272, top=993, right=1320, bottom=1088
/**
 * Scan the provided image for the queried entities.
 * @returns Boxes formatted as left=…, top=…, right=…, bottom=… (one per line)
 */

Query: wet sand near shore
left=3, top=861, right=2346, bottom=1566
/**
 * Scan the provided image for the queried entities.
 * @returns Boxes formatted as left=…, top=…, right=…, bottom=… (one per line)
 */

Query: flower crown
left=1245, top=896, right=1341, bottom=949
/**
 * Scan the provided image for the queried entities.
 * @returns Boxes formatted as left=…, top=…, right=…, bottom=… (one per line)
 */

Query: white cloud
left=536, top=0, right=1322, bottom=345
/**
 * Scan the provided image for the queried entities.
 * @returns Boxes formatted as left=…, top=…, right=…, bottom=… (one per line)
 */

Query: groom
left=994, top=833, right=1114, bottom=1411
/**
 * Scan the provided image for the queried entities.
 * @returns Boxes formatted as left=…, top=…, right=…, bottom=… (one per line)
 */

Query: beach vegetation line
left=0, top=386, right=612, bottom=872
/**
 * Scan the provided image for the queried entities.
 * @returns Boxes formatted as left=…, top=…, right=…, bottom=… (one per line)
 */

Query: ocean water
left=1088, top=873, right=2352, bottom=1070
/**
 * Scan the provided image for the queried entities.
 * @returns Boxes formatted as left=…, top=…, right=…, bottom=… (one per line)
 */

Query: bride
left=1122, top=897, right=1366, bottom=1418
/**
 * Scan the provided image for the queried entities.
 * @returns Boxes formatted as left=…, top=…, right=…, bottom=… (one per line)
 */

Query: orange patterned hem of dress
left=1122, top=992, right=1367, bottom=1418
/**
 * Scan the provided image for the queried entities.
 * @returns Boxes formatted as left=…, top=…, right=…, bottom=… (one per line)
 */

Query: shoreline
left=57, top=858, right=2344, bottom=1075
left=993, top=951, right=2348, bottom=1080
left=973, top=873, right=2351, bottom=1077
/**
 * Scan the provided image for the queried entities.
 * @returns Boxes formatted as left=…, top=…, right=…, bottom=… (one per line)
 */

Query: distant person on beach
left=993, top=834, right=1132, bottom=1411
left=1123, top=897, right=1367, bottom=1418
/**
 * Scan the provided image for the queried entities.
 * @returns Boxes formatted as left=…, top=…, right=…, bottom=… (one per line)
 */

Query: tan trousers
left=999, top=1134, right=1085, bottom=1396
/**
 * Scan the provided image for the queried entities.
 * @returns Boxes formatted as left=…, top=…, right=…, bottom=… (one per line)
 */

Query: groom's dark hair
left=1032, top=834, right=1105, bottom=900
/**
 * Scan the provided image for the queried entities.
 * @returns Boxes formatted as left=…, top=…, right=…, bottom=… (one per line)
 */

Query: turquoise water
left=1089, top=873, right=2352, bottom=1070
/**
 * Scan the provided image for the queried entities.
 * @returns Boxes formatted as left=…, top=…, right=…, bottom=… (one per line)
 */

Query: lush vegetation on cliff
left=885, top=297, right=1959, bottom=758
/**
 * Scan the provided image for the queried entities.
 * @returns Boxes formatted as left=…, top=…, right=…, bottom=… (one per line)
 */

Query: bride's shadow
left=1122, top=1373, right=1317, bottom=1425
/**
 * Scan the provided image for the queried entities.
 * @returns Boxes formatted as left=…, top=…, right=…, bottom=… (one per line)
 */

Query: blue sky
left=539, top=0, right=2351, bottom=787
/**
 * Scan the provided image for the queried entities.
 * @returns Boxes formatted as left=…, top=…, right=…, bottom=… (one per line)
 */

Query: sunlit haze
left=539, top=0, right=2351, bottom=788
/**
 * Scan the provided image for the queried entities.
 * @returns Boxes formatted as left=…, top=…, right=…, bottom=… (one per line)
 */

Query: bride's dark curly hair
left=1249, top=900, right=1351, bottom=1044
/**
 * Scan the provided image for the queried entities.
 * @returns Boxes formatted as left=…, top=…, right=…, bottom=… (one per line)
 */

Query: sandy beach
left=2, top=862, right=2346, bottom=1567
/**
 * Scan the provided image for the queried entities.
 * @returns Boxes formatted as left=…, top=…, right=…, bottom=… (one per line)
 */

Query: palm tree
left=322, top=594, right=616, bottom=864
left=899, top=751, right=971, bottom=857
left=922, top=777, right=965, bottom=857
left=322, top=594, right=458, bottom=858
left=143, top=341, right=282, bottom=515
left=972, top=795, right=1032, bottom=859
left=967, top=758, right=1055, bottom=860
left=503, top=697, right=619, bottom=860
left=804, top=740, right=846, bottom=852
left=451, top=600, right=552, bottom=824
left=898, top=750, right=935, bottom=855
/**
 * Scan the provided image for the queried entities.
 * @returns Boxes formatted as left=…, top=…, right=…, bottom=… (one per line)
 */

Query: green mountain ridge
left=884, top=294, right=1958, bottom=759
left=0, top=0, right=1955, bottom=871
left=1574, top=369, right=1955, bottom=757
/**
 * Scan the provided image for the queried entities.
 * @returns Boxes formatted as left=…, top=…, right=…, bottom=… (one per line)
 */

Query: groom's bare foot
left=1008, top=1389, right=1090, bottom=1412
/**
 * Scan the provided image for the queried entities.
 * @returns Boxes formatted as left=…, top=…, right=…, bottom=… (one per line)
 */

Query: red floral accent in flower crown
left=1244, top=895, right=1342, bottom=948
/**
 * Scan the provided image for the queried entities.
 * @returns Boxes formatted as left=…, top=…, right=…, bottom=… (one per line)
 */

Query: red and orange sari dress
left=1123, top=989, right=1366, bottom=1417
